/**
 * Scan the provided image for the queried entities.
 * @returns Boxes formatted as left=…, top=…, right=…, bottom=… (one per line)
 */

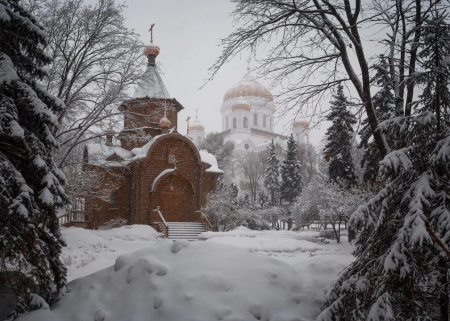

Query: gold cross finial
left=149, top=23, right=155, bottom=43
left=186, top=116, right=191, bottom=134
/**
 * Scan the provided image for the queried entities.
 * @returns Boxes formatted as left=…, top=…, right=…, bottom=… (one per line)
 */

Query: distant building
left=213, top=72, right=310, bottom=194
left=220, top=72, right=288, bottom=152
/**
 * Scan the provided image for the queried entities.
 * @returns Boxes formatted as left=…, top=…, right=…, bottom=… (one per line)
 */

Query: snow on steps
left=164, top=222, right=207, bottom=240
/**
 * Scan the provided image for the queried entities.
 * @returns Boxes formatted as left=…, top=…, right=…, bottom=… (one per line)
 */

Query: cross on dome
left=149, top=23, right=155, bottom=43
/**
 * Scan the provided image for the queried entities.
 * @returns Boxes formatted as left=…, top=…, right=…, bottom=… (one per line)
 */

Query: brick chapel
left=82, top=41, right=222, bottom=229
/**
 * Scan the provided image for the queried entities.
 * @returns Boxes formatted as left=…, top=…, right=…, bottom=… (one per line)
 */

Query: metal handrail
left=196, top=210, right=214, bottom=232
left=153, top=206, right=169, bottom=238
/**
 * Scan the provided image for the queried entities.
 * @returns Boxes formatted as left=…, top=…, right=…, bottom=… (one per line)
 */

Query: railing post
left=153, top=206, right=169, bottom=238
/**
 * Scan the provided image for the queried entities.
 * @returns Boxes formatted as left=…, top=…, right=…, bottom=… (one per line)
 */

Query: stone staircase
left=165, top=222, right=207, bottom=240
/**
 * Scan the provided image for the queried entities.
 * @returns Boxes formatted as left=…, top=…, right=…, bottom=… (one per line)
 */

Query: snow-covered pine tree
left=318, top=10, right=450, bottom=320
left=264, top=140, right=280, bottom=205
left=359, top=56, right=396, bottom=184
left=257, top=190, right=269, bottom=209
left=280, top=134, right=302, bottom=204
left=324, top=84, right=357, bottom=187
left=0, top=0, right=68, bottom=318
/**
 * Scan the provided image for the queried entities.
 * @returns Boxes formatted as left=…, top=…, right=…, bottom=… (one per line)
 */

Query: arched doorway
left=155, top=174, right=196, bottom=222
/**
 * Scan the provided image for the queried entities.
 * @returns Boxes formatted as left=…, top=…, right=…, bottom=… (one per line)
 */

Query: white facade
left=220, top=73, right=287, bottom=152
left=189, top=119, right=205, bottom=144
left=293, top=119, right=310, bottom=145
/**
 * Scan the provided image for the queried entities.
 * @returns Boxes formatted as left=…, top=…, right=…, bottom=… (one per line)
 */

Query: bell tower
left=119, top=26, right=183, bottom=150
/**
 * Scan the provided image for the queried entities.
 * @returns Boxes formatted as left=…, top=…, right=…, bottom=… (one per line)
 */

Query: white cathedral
left=189, top=72, right=311, bottom=151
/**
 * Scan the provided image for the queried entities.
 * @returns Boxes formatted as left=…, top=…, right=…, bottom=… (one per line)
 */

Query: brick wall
left=84, top=131, right=221, bottom=227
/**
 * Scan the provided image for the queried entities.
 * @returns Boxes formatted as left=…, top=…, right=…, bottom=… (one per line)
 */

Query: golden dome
left=144, top=44, right=160, bottom=57
left=224, top=74, right=273, bottom=102
left=159, top=111, right=171, bottom=128
left=293, top=120, right=310, bottom=128
left=231, top=98, right=251, bottom=111
left=189, top=120, right=204, bottom=131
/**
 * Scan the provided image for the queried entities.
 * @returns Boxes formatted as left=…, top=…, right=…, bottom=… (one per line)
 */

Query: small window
left=243, top=117, right=248, bottom=128
left=244, top=144, right=250, bottom=150
left=233, top=117, right=237, bottom=129
left=226, top=117, right=229, bottom=129
left=169, top=154, right=176, bottom=164
left=263, top=115, right=267, bottom=127
left=110, top=190, right=118, bottom=208
left=253, top=113, right=257, bottom=126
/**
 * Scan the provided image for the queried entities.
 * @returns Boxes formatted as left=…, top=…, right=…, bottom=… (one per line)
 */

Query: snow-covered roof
left=86, top=135, right=223, bottom=174
left=199, top=150, right=223, bottom=174
left=86, top=144, right=133, bottom=167
left=133, top=64, right=170, bottom=99
left=130, top=134, right=164, bottom=160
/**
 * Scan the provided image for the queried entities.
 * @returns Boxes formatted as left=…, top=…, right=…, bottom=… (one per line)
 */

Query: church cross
left=195, top=108, right=199, bottom=119
left=186, top=116, right=191, bottom=134
left=149, top=23, right=155, bottom=43
left=246, top=55, right=251, bottom=72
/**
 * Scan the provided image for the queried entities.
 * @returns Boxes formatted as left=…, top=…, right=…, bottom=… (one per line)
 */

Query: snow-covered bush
left=102, top=217, right=128, bottom=229
left=292, top=176, right=373, bottom=242
left=319, top=229, right=337, bottom=240
left=204, top=184, right=269, bottom=231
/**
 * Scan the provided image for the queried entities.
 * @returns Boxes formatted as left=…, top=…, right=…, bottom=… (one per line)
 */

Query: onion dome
left=224, top=74, right=273, bottom=102
left=143, top=44, right=160, bottom=57
left=231, top=98, right=251, bottom=111
left=159, top=111, right=171, bottom=129
left=189, top=119, right=204, bottom=131
left=293, top=118, right=310, bottom=128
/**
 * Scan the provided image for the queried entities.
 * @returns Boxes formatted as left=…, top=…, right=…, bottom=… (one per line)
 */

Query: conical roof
left=133, top=44, right=170, bottom=99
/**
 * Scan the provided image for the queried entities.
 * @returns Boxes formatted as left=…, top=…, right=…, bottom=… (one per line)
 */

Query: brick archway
left=155, top=174, right=196, bottom=222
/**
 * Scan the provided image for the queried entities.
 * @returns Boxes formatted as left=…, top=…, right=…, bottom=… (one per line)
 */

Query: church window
left=226, top=116, right=229, bottom=129
left=263, top=115, right=267, bottom=127
left=110, top=190, right=118, bottom=208
left=243, top=117, right=248, bottom=128
left=253, top=113, right=257, bottom=126
left=244, top=144, right=250, bottom=150
left=168, top=154, right=176, bottom=164
left=233, top=117, right=237, bottom=129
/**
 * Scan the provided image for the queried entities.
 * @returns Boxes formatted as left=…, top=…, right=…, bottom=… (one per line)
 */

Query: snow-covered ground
left=61, top=225, right=161, bottom=281
left=19, top=225, right=354, bottom=321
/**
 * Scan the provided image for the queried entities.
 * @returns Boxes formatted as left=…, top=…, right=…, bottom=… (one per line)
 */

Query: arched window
left=253, top=113, right=258, bottom=126
left=233, top=117, right=237, bottom=129
left=243, top=117, right=248, bottom=128
left=263, top=115, right=267, bottom=127
left=226, top=116, right=229, bottom=129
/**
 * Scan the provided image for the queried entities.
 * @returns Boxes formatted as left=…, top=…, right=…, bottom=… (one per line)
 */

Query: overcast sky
left=122, top=0, right=329, bottom=146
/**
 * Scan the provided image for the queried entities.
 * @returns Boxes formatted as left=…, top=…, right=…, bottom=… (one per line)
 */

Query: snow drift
left=20, top=240, right=313, bottom=321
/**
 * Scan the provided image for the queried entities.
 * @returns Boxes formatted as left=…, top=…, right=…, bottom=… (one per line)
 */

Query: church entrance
left=157, top=175, right=194, bottom=222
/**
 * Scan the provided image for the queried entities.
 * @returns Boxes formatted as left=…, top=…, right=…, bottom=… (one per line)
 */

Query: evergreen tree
left=359, top=56, right=396, bottom=184
left=264, top=140, right=280, bottom=205
left=280, top=134, right=302, bottom=204
left=318, top=11, right=450, bottom=320
left=0, top=0, right=68, bottom=317
left=257, top=190, right=269, bottom=209
left=324, top=84, right=357, bottom=187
